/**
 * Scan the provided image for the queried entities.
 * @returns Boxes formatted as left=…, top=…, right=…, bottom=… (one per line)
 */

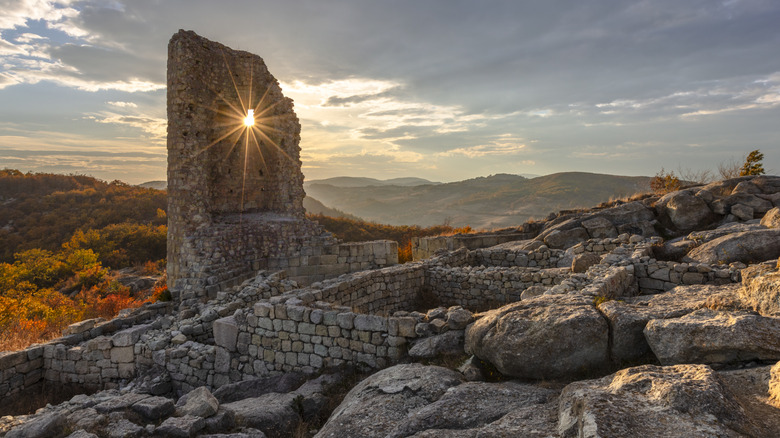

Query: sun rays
left=186, top=50, right=304, bottom=215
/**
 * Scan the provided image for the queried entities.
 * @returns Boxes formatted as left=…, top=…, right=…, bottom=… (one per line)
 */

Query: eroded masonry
left=166, top=30, right=397, bottom=309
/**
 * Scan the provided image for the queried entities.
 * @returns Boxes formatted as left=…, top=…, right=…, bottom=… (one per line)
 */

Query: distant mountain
left=138, top=180, right=167, bottom=190
left=305, top=177, right=439, bottom=188
left=304, top=172, right=652, bottom=229
left=303, top=196, right=362, bottom=220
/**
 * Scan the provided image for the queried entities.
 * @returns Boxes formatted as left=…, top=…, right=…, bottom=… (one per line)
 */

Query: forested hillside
left=0, top=169, right=167, bottom=263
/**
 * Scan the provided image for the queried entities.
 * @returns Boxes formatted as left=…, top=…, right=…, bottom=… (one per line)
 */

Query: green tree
left=740, top=149, right=765, bottom=176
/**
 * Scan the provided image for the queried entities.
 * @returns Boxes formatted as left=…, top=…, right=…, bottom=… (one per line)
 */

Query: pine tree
left=739, top=150, right=765, bottom=176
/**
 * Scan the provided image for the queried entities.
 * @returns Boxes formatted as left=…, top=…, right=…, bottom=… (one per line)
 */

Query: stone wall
left=411, top=231, right=534, bottom=261
left=425, top=266, right=572, bottom=311
left=0, top=303, right=172, bottom=402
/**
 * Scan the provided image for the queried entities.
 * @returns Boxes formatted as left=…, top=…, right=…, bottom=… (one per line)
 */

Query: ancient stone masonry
left=166, top=30, right=396, bottom=307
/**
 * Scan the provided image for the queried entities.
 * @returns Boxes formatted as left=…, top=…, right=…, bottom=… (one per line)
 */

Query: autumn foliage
left=0, top=170, right=167, bottom=352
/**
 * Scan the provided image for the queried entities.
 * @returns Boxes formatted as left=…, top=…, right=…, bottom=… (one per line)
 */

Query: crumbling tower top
left=167, top=29, right=306, bottom=224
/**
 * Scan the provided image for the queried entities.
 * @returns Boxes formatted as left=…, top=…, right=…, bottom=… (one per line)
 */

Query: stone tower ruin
left=167, top=31, right=397, bottom=308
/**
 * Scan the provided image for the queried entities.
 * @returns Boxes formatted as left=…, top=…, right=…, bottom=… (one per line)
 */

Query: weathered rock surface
left=465, top=295, right=610, bottom=379
left=644, top=308, right=780, bottom=365
left=558, top=364, right=756, bottom=437
left=177, top=386, right=219, bottom=418
left=598, top=284, right=742, bottom=364
left=408, top=330, right=465, bottom=359
left=762, top=207, right=780, bottom=228
left=385, top=381, right=558, bottom=438
left=212, top=373, right=307, bottom=404
left=316, top=364, right=560, bottom=438
left=222, top=393, right=300, bottom=438
left=683, top=228, right=780, bottom=265
left=5, top=412, right=66, bottom=438
left=740, top=261, right=780, bottom=315
left=315, top=364, right=464, bottom=438
left=656, top=189, right=716, bottom=232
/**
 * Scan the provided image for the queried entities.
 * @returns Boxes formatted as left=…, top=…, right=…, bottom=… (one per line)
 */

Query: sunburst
left=188, top=51, right=300, bottom=217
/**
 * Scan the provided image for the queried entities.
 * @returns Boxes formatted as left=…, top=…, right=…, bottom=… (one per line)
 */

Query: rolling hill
left=304, top=172, right=653, bottom=229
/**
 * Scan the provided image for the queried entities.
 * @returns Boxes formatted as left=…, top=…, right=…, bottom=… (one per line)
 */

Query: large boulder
left=543, top=227, right=589, bottom=249
left=315, top=364, right=464, bottom=438
left=683, top=229, right=780, bottom=265
left=656, top=189, right=717, bottom=232
left=558, top=364, right=756, bottom=437
left=465, top=295, right=610, bottom=379
left=644, top=308, right=780, bottom=365
left=598, top=284, right=742, bottom=364
left=593, top=201, right=656, bottom=226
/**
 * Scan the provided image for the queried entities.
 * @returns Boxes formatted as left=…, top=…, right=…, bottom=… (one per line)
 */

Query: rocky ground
left=3, top=175, right=780, bottom=438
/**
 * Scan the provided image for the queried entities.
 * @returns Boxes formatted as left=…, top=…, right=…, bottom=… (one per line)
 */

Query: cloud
left=0, top=0, right=80, bottom=30
left=107, top=101, right=137, bottom=108
left=440, top=135, right=528, bottom=158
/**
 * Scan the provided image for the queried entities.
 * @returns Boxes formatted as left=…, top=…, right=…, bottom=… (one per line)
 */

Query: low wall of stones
left=281, top=240, right=399, bottom=287
left=412, top=231, right=534, bottom=261
left=633, top=258, right=740, bottom=293
left=0, top=302, right=172, bottom=401
left=470, top=245, right=565, bottom=268
left=425, top=266, right=572, bottom=311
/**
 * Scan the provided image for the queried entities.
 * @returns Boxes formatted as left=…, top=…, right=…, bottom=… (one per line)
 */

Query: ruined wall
left=166, top=30, right=397, bottom=305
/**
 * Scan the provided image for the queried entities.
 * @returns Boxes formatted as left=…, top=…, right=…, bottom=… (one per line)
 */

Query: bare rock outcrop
left=316, top=364, right=559, bottom=438
left=558, top=364, right=756, bottom=437
left=598, top=284, right=742, bottom=364
left=683, top=228, right=780, bottom=265
left=644, top=308, right=780, bottom=366
left=315, top=364, right=465, bottom=438
left=465, top=295, right=610, bottom=379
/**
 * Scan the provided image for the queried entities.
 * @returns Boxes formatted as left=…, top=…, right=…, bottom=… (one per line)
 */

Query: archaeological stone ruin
left=166, top=30, right=397, bottom=309
left=3, top=30, right=780, bottom=437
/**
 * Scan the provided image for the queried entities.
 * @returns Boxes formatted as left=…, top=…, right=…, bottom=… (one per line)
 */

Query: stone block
left=111, top=323, right=152, bottom=347
left=337, top=313, right=355, bottom=330
left=354, top=314, right=387, bottom=332
left=213, top=316, right=239, bottom=352
left=110, top=346, right=134, bottom=363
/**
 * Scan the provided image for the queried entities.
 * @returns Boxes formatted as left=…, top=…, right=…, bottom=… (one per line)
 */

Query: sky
left=0, top=0, right=778, bottom=184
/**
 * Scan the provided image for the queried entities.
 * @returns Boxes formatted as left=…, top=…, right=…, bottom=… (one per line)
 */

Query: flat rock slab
left=315, top=364, right=464, bottom=438
left=222, top=393, right=300, bottom=438
left=683, top=228, right=780, bottom=265
left=155, top=415, right=205, bottom=438
left=465, top=295, right=610, bottom=379
left=558, top=364, right=755, bottom=437
left=130, top=395, right=175, bottom=420
left=384, top=381, right=559, bottom=438
left=213, top=372, right=307, bottom=404
left=599, top=284, right=742, bottom=363
left=6, top=412, right=66, bottom=438
left=645, top=308, right=780, bottom=365
left=94, top=393, right=150, bottom=414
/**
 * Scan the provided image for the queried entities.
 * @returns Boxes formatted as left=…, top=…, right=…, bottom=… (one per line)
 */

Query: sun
left=243, top=109, right=255, bottom=127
